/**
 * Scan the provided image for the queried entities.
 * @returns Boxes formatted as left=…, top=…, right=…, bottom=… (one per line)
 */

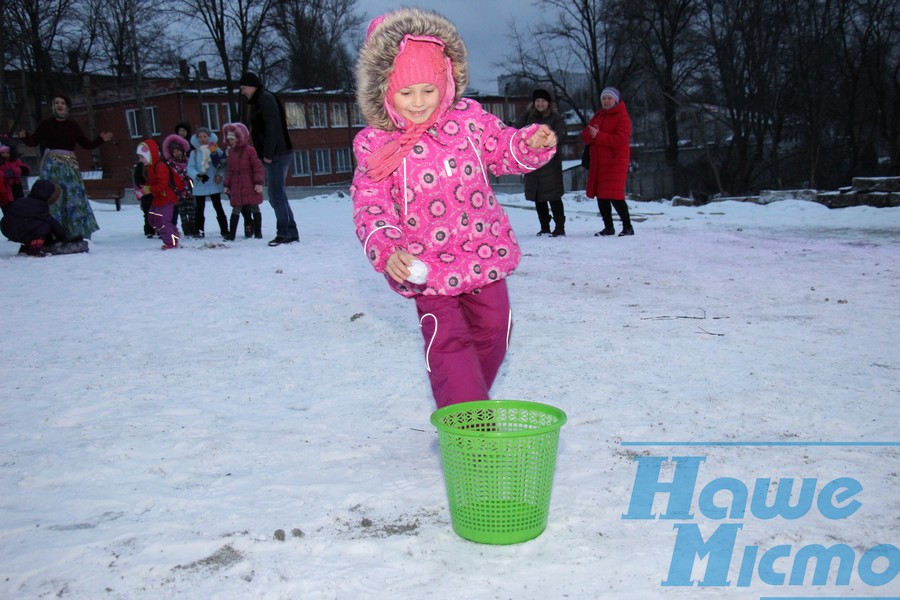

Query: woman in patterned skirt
left=18, top=95, right=113, bottom=239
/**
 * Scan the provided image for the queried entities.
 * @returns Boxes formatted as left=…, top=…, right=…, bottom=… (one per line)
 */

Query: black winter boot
left=253, top=212, right=262, bottom=238
left=225, top=214, right=239, bottom=241
left=551, top=217, right=566, bottom=237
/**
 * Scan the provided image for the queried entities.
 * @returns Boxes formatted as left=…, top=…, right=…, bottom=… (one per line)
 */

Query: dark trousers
left=195, top=193, right=228, bottom=237
left=597, top=198, right=632, bottom=229
left=536, top=199, right=565, bottom=230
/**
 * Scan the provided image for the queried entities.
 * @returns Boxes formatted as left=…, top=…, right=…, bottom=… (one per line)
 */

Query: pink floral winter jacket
left=352, top=98, right=555, bottom=298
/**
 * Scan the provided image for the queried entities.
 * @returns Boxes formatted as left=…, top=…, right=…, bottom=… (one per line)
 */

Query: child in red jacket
left=0, top=141, right=30, bottom=208
left=136, top=140, right=180, bottom=249
left=222, top=122, right=264, bottom=241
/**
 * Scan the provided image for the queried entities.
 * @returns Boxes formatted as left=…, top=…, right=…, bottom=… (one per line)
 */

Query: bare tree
left=270, top=0, right=363, bottom=91
left=503, top=0, right=637, bottom=122
left=620, top=0, right=703, bottom=168
left=5, top=0, right=75, bottom=126
left=864, top=0, right=900, bottom=175
left=779, top=0, right=848, bottom=188
left=177, top=0, right=275, bottom=119
left=837, top=0, right=900, bottom=177
left=697, top=0, right=793, bottom=193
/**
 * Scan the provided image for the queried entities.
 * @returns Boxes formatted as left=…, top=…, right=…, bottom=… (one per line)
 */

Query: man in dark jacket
left=1, top=179, right=70, bottom=255
left=239, top=72, right=299, bottom=246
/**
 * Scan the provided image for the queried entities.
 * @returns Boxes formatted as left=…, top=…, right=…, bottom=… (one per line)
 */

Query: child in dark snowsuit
left=133, top=161, right=154, bottom=238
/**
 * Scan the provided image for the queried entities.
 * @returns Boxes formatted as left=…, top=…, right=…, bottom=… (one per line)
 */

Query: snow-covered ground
left=1, top=191, right=898, bottom=599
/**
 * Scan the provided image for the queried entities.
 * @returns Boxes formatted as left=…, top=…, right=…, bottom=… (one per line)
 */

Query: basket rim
left=430, top=399, right=567, bottom=437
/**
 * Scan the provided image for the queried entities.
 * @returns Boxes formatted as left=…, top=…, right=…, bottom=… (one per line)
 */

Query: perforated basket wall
left=430, top=400, right=567, bottom=545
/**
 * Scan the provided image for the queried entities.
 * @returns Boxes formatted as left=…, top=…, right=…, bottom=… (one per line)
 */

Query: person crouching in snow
left=162, top=134, right=197, bottom=238
left=351, top=8, right=558, bottom=409
left=136, top=140, right=180, bottom=250
left=222, top=122, right=264, bottom=241
left=0, top=179, right=86, bottom=256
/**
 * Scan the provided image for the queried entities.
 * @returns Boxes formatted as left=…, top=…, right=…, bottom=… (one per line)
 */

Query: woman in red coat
left=581, top=87, right=633, bottom=236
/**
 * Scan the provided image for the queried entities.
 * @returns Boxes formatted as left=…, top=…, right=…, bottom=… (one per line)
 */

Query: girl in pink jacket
left=222, top=122, right=264, bottom=241
left=351, top=8, right=558, bottom=409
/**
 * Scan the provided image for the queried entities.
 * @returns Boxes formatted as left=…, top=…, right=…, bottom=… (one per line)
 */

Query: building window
left=334, top=147, right=353, bottom=173
left=221, top=102, right=233, bottom=125
left=3, top=84, right=16, bottom=106
left=308, top=102, right=328, bottom=128
left=486, top=103, right=505, bottom=121
left=330, top=103, right=348, bottom=128
left=351, top=104, right=366, bottom=127
left=125, top=106, right=160, bottom=138
left=201, top=103, right=220, bottom=131
left=292, top=150, right=310, bottom=176
left=313, top=148, right=331, bottom=174
left=504, top=102, right=517, bottom=122
left=285, top=102, right=306, bottom=129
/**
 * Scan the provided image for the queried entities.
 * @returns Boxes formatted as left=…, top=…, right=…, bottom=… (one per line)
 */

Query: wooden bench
left=84, top=178, right=128, bottom=211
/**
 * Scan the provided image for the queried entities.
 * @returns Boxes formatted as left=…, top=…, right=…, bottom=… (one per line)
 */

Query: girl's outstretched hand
left=525, top=124, right=558, bottom=149
left=386, top=249, right=414, bottom=284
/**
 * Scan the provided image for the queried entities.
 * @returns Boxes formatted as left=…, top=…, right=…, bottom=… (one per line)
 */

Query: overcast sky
left=357, top=1, right=546, bottom=94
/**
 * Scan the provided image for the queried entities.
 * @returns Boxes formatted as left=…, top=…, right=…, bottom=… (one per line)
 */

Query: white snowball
left=406, top=259, right=428, bottom=285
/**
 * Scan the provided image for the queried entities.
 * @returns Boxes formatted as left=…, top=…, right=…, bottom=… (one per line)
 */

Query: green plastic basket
left=430, top=400, right=567, bottom=545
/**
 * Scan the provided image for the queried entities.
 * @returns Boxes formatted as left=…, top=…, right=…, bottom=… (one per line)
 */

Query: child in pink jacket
left=222, top=122, right=264, bottom=241
left=351, top=8, right=558, bottom=409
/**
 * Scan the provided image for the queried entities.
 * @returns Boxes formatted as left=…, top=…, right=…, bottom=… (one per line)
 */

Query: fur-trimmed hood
left=162, top=133, right=190, bottom=161
left=222, top=122, right=251, bottom=148
left=356, top=8, right=468, bottom=132
left=189, top=129, right=219, bottom=150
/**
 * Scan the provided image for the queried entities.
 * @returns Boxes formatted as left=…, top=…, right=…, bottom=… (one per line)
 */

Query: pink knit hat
left=387, top=38, right=448, bottom=102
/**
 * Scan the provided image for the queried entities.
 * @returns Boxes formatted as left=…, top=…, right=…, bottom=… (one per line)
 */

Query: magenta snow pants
left=415, top=279, right=512, bottom=409
left=148, top=204, right=178, bottom=246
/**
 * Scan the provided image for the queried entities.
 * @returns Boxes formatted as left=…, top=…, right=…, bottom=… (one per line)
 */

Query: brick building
left=10, top=76, right=534, bottom=193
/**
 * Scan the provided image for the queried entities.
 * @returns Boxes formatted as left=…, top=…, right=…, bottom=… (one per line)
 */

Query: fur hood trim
left=189, top=130, right=219, bottom=150
left=356, top=8, right=468, bottom=132
left=222, top=122, right=251, bottom=148
left=162, top=134, right=190, bottom=161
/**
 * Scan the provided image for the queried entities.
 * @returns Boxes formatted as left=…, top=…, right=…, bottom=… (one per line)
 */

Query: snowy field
left=1, top=191, right=898, bottom=599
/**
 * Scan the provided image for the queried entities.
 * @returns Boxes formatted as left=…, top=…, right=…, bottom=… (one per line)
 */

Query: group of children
left=134, top=121, right=265, bottom=250
left=0, top=119, right=265, bottom=255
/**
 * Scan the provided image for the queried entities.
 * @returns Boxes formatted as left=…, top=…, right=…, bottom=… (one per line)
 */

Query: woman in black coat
left=515, top=89, right=569, bottom=236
